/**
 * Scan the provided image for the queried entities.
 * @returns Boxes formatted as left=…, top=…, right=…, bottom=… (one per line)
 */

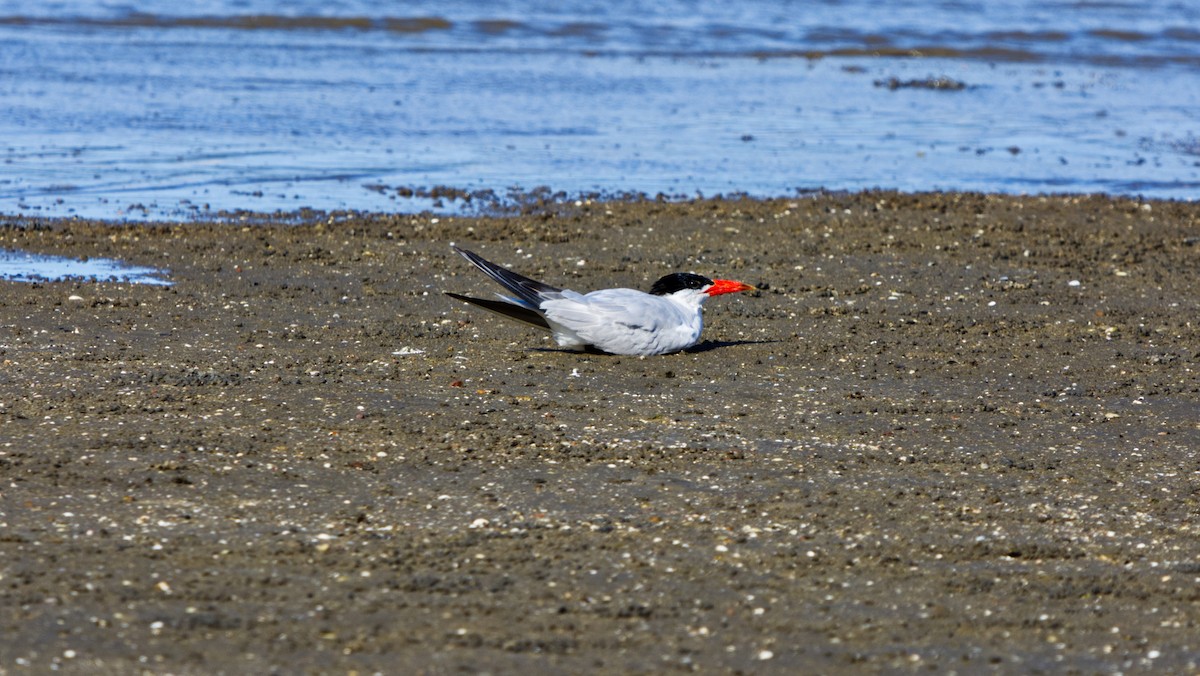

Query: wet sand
left=2, top=192, right=1198, bottom=673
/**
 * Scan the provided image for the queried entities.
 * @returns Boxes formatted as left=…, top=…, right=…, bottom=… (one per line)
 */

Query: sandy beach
left=2, top=192, right=1198, bottom=673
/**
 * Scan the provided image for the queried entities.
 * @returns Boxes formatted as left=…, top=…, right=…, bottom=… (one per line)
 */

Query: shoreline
left=5, top=186, right=1198, bottom=230
left=2, top=191, right=1198, bottom=672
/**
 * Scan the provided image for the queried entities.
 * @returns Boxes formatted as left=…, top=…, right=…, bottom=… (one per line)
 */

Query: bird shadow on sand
left=528, top=339, right=778, bottom=356
left=683, top=339, right=779, bottom=354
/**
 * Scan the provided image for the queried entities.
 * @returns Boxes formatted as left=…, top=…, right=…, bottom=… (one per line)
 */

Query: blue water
left=1, top=0, right=1198, bottom=221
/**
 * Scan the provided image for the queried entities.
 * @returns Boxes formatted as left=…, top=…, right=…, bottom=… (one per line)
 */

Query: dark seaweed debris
left=874, top=76, right=970, bottom=91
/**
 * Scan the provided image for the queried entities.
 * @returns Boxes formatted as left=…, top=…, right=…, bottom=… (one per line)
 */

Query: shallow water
left=2, top=1, right=1198, bottom=221
left=0, top=249, right=171, bottom=285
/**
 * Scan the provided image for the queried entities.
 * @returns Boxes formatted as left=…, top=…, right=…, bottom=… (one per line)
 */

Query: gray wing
left=541, top=289, right=703, bottom=355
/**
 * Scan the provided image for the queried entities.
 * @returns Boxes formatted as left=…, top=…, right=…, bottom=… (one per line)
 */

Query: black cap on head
left=649, top=272, right=714, bottom=296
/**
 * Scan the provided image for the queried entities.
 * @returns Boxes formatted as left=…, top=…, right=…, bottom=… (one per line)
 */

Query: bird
left=445, top=245, right=756, bottom=356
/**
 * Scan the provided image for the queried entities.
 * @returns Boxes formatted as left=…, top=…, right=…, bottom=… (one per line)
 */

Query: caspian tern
left=446, top=245, right=756, bottom=355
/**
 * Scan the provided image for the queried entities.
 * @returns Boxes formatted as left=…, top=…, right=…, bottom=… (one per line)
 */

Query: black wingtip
left=449, top=244, right=564, bottom=308
left=445, top=292, right=553, bottom=332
